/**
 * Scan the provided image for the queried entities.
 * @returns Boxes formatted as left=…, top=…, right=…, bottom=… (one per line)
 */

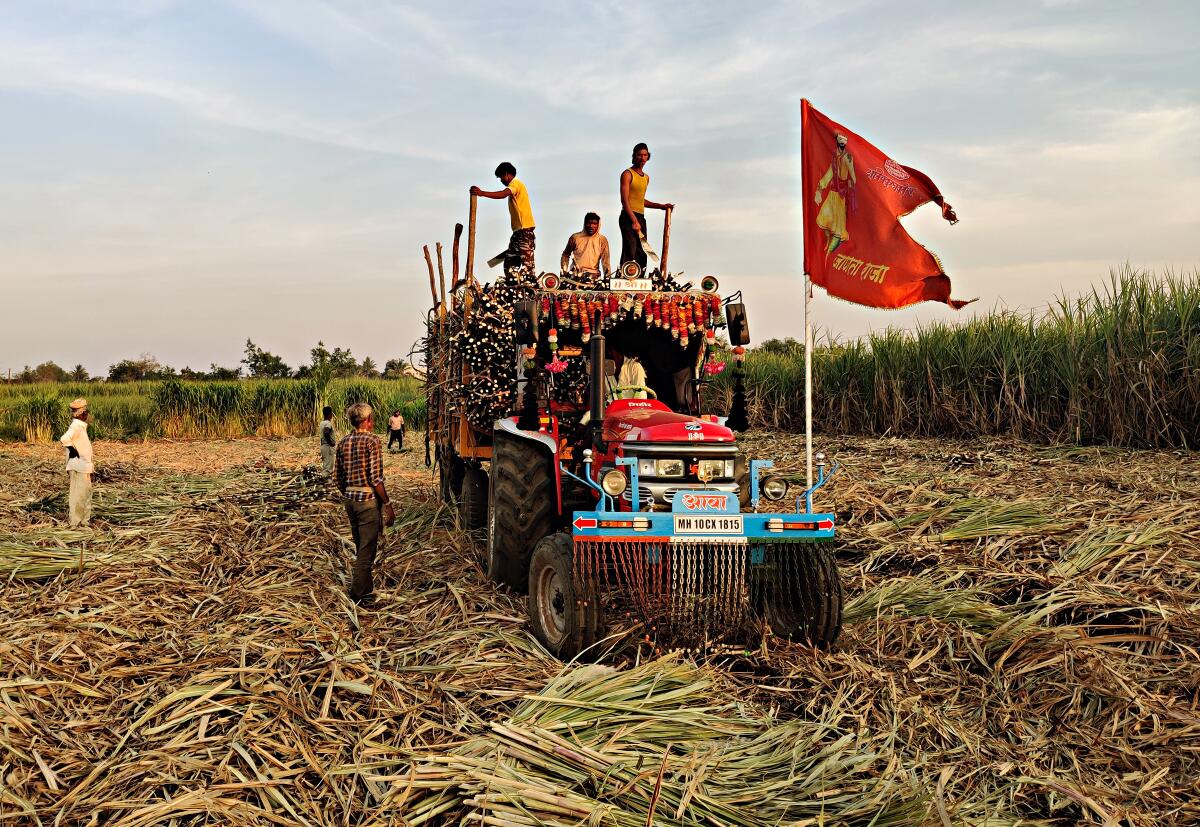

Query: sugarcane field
left=4, top=5, right=1200, bottom=827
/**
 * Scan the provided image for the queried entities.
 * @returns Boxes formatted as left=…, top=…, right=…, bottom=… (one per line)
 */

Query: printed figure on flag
left=814, top=132, right=857, bottom=257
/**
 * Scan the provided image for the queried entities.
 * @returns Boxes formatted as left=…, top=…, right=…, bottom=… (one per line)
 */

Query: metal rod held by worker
left=660, top=205, right=673, bottom=277
left=423, top=245, right=438, bottom=306
left=466, top=194, right=477, bottom=288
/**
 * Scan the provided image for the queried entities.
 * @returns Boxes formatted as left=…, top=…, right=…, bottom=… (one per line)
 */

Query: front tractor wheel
left=528, top=534, right=602, bottom=659
left=760, top=544, right=843, bottom=648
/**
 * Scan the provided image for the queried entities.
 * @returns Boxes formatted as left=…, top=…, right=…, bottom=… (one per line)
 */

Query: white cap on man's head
left=69, top=398, right=88, bottom=412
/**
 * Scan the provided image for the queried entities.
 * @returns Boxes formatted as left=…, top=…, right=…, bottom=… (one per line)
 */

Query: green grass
left=707, top=265, right=1200, bottom=448
left=1, top=378, right=425, bottom=442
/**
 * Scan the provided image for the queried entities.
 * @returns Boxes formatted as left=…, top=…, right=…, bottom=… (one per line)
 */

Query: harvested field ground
left=1, top=433, right=1197, bottom=825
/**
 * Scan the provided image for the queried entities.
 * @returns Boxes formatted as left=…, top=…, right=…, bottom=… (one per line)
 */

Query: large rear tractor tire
left=459, top=465, right=488, bottom=533
left=487, top=433, right=556, bottom=592
left=528, top=534, right=603, bottom=659
left=760, top=544, right=843, bottom=648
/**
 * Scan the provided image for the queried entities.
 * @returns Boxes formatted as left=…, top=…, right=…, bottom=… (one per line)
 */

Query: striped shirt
left=335, top=431, right=384, bottom=502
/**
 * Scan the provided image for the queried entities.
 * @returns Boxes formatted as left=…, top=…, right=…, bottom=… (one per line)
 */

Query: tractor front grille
left=573, top=537, right=822, bottom=646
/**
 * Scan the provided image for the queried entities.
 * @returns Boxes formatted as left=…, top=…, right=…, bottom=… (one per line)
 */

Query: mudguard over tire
left=458, top=465, right=488, bottom=532
left=528, top=534, right=603, bottom=659
left=759, top=544, right=843, bottom=648
left=486, top=432, right=556, bottom=592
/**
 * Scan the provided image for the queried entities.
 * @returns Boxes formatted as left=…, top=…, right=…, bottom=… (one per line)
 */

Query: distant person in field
left=320, top=406, right=336, bottom=473
left=560, top=212, right=611, bottom=287
left=58, top=398, right=93, bottom=527
left=619, top=143, right=673, bottom=270
left=471, top=161, right=536, bottom=279
left=335, top=402, right=395, bottom=606
left=814, top=132, right=857, bottom=256
left=388, top=409, right=405, bottom=452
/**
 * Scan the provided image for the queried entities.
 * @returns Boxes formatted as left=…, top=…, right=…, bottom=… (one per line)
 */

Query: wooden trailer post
left=466, top=195, right=478, bottom=289
left=436, top=242, right=447, bottom=325
left=423, top=245, right=438, bottom=306
left=660, top=205, right=674, bottom=278
left=463, top=195, right=478, bottom=322
left=451, top=223, right=463, bottom=312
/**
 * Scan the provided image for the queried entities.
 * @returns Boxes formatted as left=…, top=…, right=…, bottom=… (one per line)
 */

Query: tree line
left=5, top=340, right=414, bottom=383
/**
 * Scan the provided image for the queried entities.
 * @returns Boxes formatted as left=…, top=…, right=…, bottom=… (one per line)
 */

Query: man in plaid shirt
left=335, top=402, right=395, bottom=604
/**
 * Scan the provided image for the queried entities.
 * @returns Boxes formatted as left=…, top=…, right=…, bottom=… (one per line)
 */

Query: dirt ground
left=0, top=435, right=431, bottom=482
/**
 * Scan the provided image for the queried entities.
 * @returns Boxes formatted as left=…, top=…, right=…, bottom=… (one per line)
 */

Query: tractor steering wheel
left=613, top=385, right=657, bottom=399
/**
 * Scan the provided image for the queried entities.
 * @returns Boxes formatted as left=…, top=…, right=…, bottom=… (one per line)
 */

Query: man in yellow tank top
left=619, top=143, right=673, bottom=270
left=471, top=161, right=536, bottom=278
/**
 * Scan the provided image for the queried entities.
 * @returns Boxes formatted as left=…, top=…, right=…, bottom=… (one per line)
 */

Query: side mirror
left=515, top=300, right=536, bottom=345
left=725, top=303, right=751, bottom=346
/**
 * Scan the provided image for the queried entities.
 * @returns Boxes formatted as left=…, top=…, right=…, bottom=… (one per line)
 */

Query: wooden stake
left=423, top=245, right=438, bottom=307
left=465, top=195, right=478, bottom=288
left=659, top=205, right=674, bottom=278
left=435, top=242, right=447, bottom=322
left=452, top=223, right=462, bottom=280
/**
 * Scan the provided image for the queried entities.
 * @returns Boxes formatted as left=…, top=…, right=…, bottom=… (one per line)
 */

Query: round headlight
left=601, top=469, right=627, bottom=497
left=761, top=475, right=789, bottom=501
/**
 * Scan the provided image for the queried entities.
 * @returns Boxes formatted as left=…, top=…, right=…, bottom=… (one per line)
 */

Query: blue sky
left=2, top=0, right=1197, bottom=375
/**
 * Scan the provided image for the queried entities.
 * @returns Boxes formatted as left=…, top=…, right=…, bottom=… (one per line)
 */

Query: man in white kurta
left=59, top=398, right=94, bottom=527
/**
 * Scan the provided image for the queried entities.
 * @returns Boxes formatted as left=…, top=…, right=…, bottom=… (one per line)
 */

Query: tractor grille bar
left=574, top=537, right=819, bottom=646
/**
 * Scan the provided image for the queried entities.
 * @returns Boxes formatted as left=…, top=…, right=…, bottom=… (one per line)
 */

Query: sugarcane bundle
left=388, top=655, right=924, bottom=825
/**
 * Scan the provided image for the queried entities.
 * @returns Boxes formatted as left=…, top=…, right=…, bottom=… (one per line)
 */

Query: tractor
left=422, top=204, right=842, bottom=658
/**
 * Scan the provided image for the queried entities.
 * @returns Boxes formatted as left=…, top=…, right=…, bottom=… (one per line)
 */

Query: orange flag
left=801, top=100, right=972, bottom=309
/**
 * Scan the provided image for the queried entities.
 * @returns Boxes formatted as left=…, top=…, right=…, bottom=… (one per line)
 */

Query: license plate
left=673, top=514, right=744, bottom=534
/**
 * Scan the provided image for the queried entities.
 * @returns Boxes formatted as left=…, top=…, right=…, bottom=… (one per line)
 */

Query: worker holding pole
left=619, top=143, right=673, bottom=270
left=471, top=162, right=536, bottom=278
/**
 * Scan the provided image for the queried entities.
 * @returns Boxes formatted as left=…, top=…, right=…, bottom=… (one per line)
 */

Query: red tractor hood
left=602, top=399, right=734, bottom=443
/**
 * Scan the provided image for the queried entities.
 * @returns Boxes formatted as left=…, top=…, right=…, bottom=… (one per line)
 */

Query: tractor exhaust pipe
left=590, top=333, right=606, bottom=443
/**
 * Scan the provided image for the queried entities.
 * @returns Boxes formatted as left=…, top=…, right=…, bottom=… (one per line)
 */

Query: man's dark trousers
left=388, top=429, right=404, bottom=451
left=345, top=499, right=382, bottom=600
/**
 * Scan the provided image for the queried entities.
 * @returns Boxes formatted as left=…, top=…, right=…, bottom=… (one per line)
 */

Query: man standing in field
left=560, top=212, right=611, bottom=286
left=335, top=402, right=395, bottom=605
left=471, top=162, right=536, bottom=278
left=320, top=406, right=336, bottom=473
left=58, top=398, right=93, bottom=527
left=387, top=409, right=405, bottom=452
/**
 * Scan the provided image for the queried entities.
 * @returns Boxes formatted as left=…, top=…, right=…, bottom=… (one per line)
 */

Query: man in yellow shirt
left=471, top=162, right=536, bottom=279
left=560, top=212, right=611, bottom=286
left=619, top=142, right=673, bottom=270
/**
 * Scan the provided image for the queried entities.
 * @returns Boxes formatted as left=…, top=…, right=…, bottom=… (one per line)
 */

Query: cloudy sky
left=2, top=0, right=1197, bottom=376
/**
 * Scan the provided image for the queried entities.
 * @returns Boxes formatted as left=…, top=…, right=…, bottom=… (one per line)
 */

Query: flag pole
left=804, top=271, right=814, bottom=490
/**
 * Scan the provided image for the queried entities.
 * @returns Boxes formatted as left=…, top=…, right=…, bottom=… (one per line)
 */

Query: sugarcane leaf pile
left=389, top=656, right=925, bottom=825
left=0, top=431, right=1197, bottom=825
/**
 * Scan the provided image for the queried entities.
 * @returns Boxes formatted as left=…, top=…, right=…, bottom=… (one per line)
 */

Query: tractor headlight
left=654, top=459, right=685, bottom=478
left=698, top=459, right=727, bottom=480
left=761, top=475, right=789, bottom=501
left=601, top=469, right=627, bottom=496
